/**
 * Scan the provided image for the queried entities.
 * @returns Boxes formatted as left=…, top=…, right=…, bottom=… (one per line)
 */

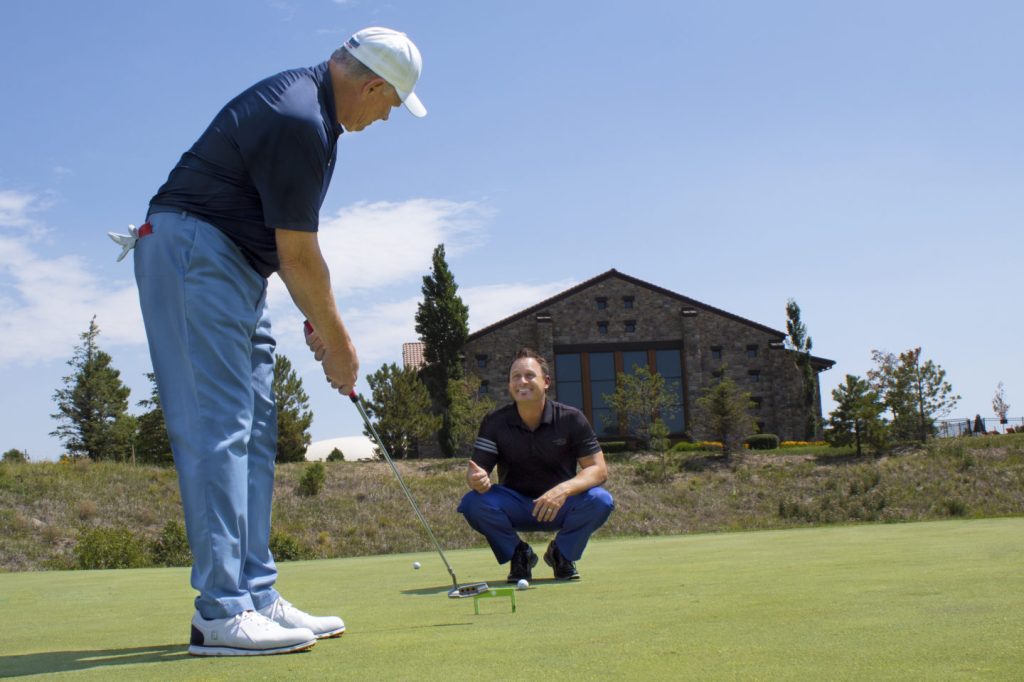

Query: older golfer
left=458, top=348, right=615, bottom=583
left=130, top=27, right=426, bottom=656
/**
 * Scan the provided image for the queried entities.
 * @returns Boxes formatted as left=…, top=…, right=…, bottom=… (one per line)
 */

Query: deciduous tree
left=868, top=347, right=959, bottom=442
left=448, top=375, right=495, bottom=456
left=603, top=366, right=680, bottom=449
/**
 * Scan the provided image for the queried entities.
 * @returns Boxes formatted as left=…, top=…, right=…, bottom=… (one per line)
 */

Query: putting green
left=1, top=518, right=1021, bottom=680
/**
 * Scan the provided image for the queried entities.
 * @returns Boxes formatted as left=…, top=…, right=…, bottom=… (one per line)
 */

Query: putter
left=304, top=321, right=488, bottom=599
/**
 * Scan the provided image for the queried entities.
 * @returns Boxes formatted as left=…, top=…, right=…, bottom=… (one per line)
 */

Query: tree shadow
left=0, top=643, right=189, bottom=678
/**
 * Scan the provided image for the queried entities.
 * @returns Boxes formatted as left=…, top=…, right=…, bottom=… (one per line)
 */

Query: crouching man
left=457, top=348, right=615, bottom=582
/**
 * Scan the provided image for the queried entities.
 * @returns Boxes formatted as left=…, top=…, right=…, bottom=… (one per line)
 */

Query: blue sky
left=2, top=1, right=1020, bottom=459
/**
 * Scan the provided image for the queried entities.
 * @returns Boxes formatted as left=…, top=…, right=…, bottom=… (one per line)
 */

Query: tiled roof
left=402, top=342, right=426, bottom=370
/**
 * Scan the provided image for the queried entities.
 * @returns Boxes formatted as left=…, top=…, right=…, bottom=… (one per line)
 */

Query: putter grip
left=303, top=319, right=358, bottom=402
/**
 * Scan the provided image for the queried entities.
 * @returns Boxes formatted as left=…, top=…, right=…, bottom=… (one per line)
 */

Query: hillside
left=1, top=434, right=1022, bottom=572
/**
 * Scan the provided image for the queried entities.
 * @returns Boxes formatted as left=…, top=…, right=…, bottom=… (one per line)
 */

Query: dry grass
left=1, top=433, right=1022, bottom=572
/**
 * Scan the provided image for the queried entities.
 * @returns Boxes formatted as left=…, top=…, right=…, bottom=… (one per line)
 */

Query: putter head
left=448, top=582, right=489, bottom=599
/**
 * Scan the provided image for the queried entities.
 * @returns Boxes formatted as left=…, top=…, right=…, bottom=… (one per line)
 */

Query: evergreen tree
left=692, top=368, right=756, bottom=456
left=364, top=363, right=441, bottom=459
left=603, top=365, right=680, bottom=449
left=414, top=244, right=470, bottom=457
left=50, top=317, right=135, bottom=461
left=274, top=354, right=313, bottom=462
left=825, top=374, right=886, bottom=457
left=135, top=372, right=173, bottom=466
left=785, top=298, right=817, bottom=439
left=448, top=375, right=496, bottom=456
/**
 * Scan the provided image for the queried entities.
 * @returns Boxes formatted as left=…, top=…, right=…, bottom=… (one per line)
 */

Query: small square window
left=595, top=297, right=608, bottom=310
left=597, top=321, right=609, bottom=335
left=624, top=320, right=636, bottom=333
left=746, top=344, right=758, bottom=358
left=475, top=354, right=488, bottom=368
left=711, top=346, right=723, bottom=361
left=622, top=296, right=635, bottom=309
left=748, top=370, right=761, bottom=383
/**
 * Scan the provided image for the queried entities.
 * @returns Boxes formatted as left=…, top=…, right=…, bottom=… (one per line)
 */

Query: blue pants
left=134, top=210, right=280, bottom=619
left=457, top=485, right=614, bottom=563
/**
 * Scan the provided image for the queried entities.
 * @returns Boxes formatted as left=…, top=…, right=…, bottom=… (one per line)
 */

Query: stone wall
left=463, top=273, right=826, bottom=441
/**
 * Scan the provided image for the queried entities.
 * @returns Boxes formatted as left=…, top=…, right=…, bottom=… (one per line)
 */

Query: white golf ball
left=517, top=579, right=529, bottom=590
left=412, top=561, right=421, bottom=570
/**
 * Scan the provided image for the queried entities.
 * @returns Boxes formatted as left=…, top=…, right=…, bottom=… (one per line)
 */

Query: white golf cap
left=345, top=27, right=426, bottom=118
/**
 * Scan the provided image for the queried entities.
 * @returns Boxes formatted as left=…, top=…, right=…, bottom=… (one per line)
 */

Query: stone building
left=457, top=269, right=834, bottom=442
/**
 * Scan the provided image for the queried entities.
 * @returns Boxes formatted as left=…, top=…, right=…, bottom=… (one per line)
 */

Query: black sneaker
left=544, top=541, right=580, bottom=580
left=506, top=542, right=538, bottom=583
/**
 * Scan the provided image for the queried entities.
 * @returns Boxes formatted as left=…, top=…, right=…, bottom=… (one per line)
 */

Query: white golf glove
left=107, top=224, right=140, bottom=262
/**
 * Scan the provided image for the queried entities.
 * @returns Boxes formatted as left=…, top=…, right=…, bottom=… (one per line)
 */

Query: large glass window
left=554, top=353, right=584, bottom=410
left=589, top=352, right=618, bottom=436
left=656, top=349, right=685, bottom=433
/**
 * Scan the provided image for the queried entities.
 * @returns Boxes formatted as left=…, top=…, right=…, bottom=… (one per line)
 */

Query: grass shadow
left=0, top=644, right=189, bottom=678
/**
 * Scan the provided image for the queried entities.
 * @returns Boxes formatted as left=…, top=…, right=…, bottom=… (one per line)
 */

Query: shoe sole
left=316, top=626, right=345, bottom=639
left=188, top=638, right=317, bottom=657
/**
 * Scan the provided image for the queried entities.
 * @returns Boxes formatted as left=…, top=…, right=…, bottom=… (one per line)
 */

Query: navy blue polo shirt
left=149, top=61, right=343, bottom=277
left=472, top=400, right=603, bottom=499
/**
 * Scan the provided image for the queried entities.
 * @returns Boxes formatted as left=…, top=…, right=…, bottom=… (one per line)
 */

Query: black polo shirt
left=149, top=61, right=343, bottom=277
left=472, top=399, right=602, bottom=499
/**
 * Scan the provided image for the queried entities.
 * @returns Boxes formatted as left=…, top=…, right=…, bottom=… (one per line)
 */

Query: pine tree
left=692, top=368, right=756, bottom=456
left=414, top=244, right=470, bottom=457
left=50, top=317, right=135, bottom=461
left=274, top=354, right=313, bottom=462
left=135, top=372, right=173, bottom=466
left=785, top=299, right=817, bottom=439
left=825, top=374, right=886, bottom=457
left=364, top=363, right=441, bottom=459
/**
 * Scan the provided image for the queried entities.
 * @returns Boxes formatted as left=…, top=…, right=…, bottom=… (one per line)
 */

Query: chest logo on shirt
left=552, top=437, right=567, bottom=446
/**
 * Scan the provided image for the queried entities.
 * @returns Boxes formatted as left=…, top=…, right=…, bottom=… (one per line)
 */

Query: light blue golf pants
left=457, top=485, right=615, bottom=563
left=134, top=210, right=280, bottom=619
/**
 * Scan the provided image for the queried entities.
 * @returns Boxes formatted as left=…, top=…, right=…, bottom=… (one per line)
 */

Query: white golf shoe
left=258, top=597, right=346, bottom=639
left=188, top=610, right=316, bottom=657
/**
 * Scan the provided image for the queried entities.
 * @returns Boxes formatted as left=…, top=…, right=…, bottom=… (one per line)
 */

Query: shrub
left=671, top=441, right=701, bottom=452
left=270, top=530, right=311, bottom=561
left=149, top=520, right=192, bottom=567
left=2, top=448, right=29, bottom=463
left=297, top=462, right=326, bottom=497
left=746, top=434, right=780, bottom=450
left=326, top=448, right=345, bottom=462
left=75, top=527, right=151, bottom=569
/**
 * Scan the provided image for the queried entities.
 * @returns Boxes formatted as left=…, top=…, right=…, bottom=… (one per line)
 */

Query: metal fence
left=936, top=417, right=1023, bottom=438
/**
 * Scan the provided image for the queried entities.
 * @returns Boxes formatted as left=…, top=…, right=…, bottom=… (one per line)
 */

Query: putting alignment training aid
left=473, top=588, right=517, bottom=615
left=303, top=321, right=489, bottom=599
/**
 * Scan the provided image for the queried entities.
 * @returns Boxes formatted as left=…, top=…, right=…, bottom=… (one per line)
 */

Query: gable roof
left=468, top=268, right=786, bottom=339
left=466, top=268, right=835, bottom=371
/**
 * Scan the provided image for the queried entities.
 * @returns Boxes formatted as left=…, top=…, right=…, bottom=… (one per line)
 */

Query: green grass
left=1, top=518, right=1021, bottom=680
left=3, top=434, right=1024, bottom=571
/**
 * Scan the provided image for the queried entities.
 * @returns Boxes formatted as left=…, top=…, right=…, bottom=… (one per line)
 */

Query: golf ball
left=517, top=579, right=529, bottom=590
left=413, top=561, right=421, bottom=570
